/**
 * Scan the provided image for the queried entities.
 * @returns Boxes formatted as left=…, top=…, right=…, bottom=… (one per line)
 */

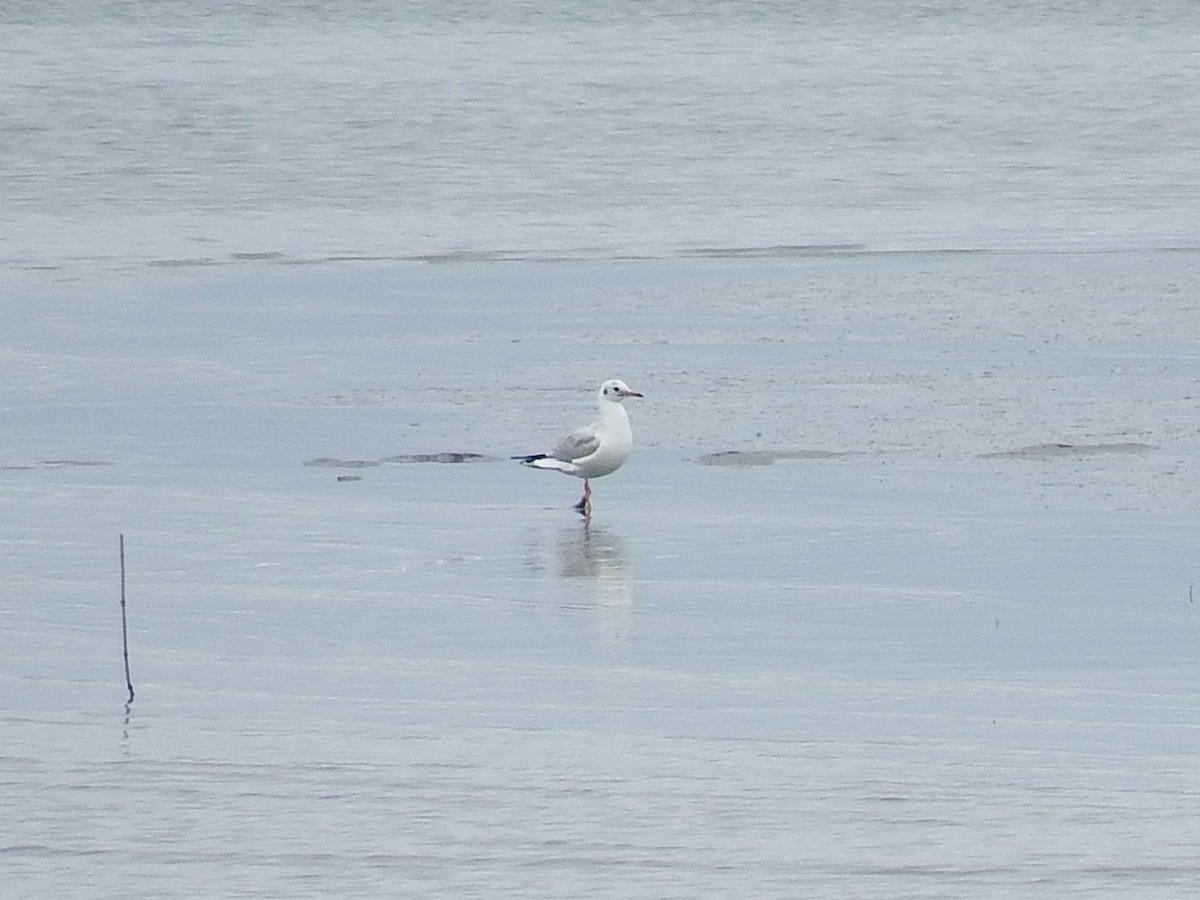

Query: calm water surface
left=4, top=1, right=1200, bottom=896
left=7, top=255, right=1200, bottom=897
left=3, top=0, right=1199, bottom=271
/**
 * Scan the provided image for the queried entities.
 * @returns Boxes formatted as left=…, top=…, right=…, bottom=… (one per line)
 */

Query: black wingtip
left=512, top=453, right=548, bottom=463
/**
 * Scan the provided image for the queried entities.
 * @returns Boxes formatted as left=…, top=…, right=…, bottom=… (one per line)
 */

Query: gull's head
left=599, top=378, right=644, bottom=403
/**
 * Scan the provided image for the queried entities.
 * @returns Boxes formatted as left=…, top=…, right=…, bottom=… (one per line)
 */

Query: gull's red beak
left=621, top=388, right=644, bottom=398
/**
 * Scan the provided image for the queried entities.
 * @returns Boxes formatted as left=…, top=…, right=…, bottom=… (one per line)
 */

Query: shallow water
left=5, top=252, right=1200, bottom=897
left=5, top=0, right=1200, bottom=893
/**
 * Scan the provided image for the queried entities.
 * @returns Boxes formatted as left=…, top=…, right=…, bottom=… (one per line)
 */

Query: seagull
left=513, top=379, right=644, bottom=518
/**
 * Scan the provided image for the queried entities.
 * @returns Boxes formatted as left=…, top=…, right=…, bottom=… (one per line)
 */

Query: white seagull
left=513, top=378, right=644, bottom=518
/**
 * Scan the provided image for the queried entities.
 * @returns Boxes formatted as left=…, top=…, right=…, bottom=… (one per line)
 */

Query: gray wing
left=549, top=424, right=601, bottom=462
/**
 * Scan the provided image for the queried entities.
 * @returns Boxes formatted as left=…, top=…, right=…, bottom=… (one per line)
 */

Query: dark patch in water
left=381, top=452, right=493, bottom=464
left=981, top=442, right=1157, bottom=460
left=3, top=460, right=114, bottom=471
left=230, top=251, right=285, bottom=262
left=681, top=244, right=866, bottom=259
left=146, top=257, right=219, bottom=268
left=304, top=254, right=397, bottom=265
left=697, top=449, right=847, bottom=466
left=406, top=250, right=530, bottom=264
left=305, top=452, right=494, bottom=468
left=303, top=458, right=381, bottom=469
left=336, top=475, right=364, bottom=482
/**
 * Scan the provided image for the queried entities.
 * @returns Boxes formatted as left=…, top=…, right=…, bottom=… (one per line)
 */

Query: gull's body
left=514, top=379, right=643, bottom=517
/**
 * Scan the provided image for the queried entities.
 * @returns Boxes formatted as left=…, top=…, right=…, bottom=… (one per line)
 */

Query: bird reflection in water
left=560, top=521, right=625, bottom=578
left=524, top=521, right=631, bottom=641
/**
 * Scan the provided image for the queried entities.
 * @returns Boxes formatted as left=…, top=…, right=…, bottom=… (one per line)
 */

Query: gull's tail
left=512, top=453, right=573, bottom=472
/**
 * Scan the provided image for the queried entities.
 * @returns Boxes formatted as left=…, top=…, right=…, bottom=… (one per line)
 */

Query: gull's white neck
left=598, top=396, right=629, bottom=420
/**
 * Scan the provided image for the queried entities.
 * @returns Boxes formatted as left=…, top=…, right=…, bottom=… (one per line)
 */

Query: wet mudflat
left=4, top=252, right=1200, bottom=897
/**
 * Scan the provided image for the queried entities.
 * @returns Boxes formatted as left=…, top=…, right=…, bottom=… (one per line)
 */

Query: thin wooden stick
left=120, top=534, right=134, bottom=706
